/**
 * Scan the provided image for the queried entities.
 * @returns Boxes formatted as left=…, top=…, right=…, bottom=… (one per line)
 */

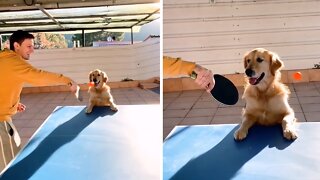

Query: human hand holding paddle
left=69, top=81, right=83, bottom=102
left=17, top=103, right=26, bottom=112
left=192, top=65, right=215, bottom=93
left=191, top=67, right=239, bottom=105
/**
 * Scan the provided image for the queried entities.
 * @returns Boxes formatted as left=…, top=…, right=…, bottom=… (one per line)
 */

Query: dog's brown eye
left=247, top=59, right=251, bottom=63
left=97, top=74, right=100, bottom=76
left=257, top=57, right=263, bottom=63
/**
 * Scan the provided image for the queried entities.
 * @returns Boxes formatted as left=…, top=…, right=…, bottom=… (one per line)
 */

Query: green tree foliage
left=0, top=35, right=10, bottom=50
left=1, top=35, right=9, bottom=42
left=33, top=33, right=67, bottom=49
left=1, top=33, right=67, bottom=50
left=72, top=31, right=124, bottom=47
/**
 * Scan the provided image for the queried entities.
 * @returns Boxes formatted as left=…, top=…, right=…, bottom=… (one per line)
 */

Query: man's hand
left=17, top=103, right=26, bottom=112
left=69, top=81, right=78, bottom=93
left=193, top=65, right=215, bottom=93
left=69, top=81, right=82, bottom=102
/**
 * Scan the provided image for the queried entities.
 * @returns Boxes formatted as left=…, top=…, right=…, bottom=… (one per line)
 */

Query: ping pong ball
left=88, top=82, right=94, bottom=87
left=293, top=72, right=302, bottom=80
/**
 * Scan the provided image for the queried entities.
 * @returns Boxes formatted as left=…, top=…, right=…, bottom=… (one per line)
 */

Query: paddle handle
left=190, top=71, right=197, bottom=79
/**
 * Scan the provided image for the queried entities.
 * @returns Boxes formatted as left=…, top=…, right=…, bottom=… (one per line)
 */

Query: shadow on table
left=1, top=107, right=116, bottom=179
left=170, top=125, right=294, bottom=180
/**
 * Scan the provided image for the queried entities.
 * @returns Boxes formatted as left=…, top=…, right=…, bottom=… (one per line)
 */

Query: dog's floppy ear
left=269, top=52, right=283, bottom=76
left=101, top=71, right=108, bottom=82
left=88, top=71, right=93, bottom=82
left=243, top=51, right=250, bottom=69
left=243, top=56, right=248, bottom=69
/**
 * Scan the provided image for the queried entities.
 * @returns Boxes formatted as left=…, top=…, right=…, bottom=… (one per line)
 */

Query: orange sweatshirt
left=163, top=56, right=196, bottom=77
left=0, top=49, right=73, bottom=121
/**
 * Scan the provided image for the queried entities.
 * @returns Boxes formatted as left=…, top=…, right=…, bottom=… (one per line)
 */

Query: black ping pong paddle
left=191, top=71, right=239, bottom=105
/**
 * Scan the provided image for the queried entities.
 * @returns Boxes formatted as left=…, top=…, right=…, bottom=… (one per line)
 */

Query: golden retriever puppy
left=234, top=48, right=297, bottom=141
left=86, top=69, right=118, bottom=113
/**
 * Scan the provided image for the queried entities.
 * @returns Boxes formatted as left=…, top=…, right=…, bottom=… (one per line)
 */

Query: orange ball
left=293, top=72, right=302, bottom=80
left=88, top=82, right=94, bottom=87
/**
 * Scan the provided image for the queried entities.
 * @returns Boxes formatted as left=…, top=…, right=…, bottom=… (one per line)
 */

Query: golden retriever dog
left=234, top=48, right=297, bottom=141
left=86, top=69, right=118, bottom=113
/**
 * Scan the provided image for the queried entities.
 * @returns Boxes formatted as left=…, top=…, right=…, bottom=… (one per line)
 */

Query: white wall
left=29, top=37, right=160, bottom=84
left=164, top=0, right=320, bottom=74
left=134, top=37, right=161, bottom=80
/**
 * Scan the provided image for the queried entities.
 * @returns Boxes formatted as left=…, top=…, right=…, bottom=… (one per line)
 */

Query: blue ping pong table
left=163, top=123, right=320, bottom=180
left=1, top=105, right=161, bottom=180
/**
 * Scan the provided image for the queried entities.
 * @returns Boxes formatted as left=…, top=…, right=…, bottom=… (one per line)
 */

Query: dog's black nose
left=245, top=69, right=255, bottom=77
left=93, top=78, right=97, bottom=83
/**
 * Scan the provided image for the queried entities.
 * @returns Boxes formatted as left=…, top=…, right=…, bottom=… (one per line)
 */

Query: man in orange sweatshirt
left=163, top=56, right=215, bottom=92
left=0, top=30, right=79, bottom=171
